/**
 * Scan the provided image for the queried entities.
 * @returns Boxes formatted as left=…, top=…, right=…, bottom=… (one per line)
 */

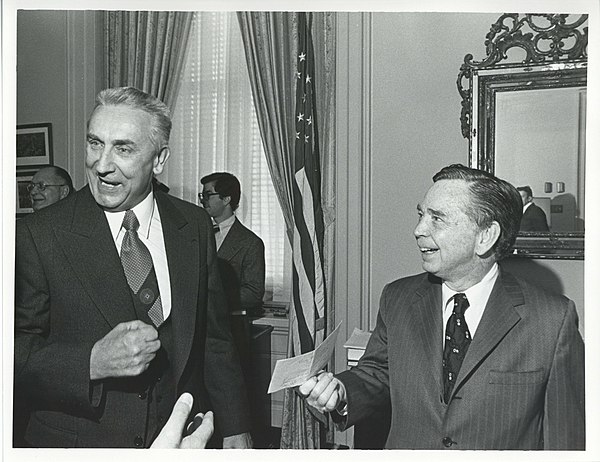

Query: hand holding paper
left=298, top=371, right=347, bottom=414
left=267, top=322, right=342, bottom=394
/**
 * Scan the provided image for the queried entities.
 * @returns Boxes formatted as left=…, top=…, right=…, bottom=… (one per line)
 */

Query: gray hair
left=92, top=87, right=172, bottom=151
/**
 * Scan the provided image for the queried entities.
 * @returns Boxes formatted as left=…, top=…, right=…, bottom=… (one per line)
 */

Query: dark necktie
left=442, top=293, right=471, bottom=403
left=213, top=224, right=220, bottom=234
left=120, top=210, right=164, bottom=327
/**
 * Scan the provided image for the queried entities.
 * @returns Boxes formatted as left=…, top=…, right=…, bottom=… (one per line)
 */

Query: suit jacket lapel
left=454, top=270, right=523, bottom=392
left=54, top=186, right=135, bottom=328
left=413, top=276, right=444, bottom=393
left=155, top=192, right=199, bottom=383
left=217, top=218, right=244, bottom=261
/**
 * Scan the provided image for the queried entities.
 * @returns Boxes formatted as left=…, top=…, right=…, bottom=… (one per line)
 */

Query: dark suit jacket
left=217, top=218, right=265, bottom=313
left=520, top=203, right=549, bottom=231
left=14, top=186, right=251, bottom=447
left=337, top=270, right=585, bottom=450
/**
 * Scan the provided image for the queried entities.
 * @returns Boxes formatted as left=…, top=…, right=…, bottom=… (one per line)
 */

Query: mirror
left=458, top=13, right=587, bottom=259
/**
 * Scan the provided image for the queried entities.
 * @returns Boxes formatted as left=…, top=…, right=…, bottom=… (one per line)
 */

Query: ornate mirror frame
left=457, top=13, right=588, bottom=260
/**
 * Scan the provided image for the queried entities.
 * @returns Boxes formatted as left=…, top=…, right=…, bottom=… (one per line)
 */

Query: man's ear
left=476, top=221, right=501, bottom=257
left=153, top=147, right=171, bottom=175
left=59, top=185, right=70, bottom=200
left=222, top=195, right=231, bottom=207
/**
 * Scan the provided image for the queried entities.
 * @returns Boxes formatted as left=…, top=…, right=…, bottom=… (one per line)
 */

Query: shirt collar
left=523, top=201, right=532, bottom=212
left=105, top=191, right=155, bottom=240
left=216, top=213, right=236, bottom=231
left=442, top=262, right=499, bottom=311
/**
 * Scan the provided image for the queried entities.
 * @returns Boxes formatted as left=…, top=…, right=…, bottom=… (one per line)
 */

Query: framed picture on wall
left=16, top=170, right=36, bottom=216
left=16, top=123, right=53, bottom=167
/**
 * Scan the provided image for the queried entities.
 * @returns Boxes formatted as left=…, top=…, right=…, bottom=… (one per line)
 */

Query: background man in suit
left=299, top=164, right=584, bottom=450
left=15, top=87, right=252, bottom=448
left=199, top=172, right=265, bottom=316
left=517, top=185, right=549, bottom=231
left=199, top=171, right=266, bottom=445
left=28, top=165, right=74, bottom=212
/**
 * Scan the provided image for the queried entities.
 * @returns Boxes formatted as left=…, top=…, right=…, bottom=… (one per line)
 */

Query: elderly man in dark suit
left=517, top=185, right=550, bottom=231
left=15, top=87, right=252, bottom=448
left=300, top=164, right=584, bottom=450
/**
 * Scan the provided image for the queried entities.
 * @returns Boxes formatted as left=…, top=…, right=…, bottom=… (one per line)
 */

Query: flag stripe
left=295, top=167, right=325, bottom=319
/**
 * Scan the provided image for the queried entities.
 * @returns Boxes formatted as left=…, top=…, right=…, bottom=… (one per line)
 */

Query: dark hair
left=433, top=164, right=522, bottom=260
left=36, top=166, right=74, bottom=196
left=201, top=172, right=241, bottom=211
left=516, top=186, right=533, bottom=198
left=91, top=87, right=172, bottom=152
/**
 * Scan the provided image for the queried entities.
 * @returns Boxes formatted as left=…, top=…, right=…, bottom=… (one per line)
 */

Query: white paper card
left=267, top=322, right=342, bottom=394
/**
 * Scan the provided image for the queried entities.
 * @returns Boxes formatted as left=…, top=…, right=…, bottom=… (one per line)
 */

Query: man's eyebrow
left=112, top=139, right=136, bottom=146
left=428, top=207, right=446, bottom=217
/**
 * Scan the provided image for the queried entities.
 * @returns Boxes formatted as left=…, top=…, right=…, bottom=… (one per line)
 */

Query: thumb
left=151, top=393, right=193, bottom=448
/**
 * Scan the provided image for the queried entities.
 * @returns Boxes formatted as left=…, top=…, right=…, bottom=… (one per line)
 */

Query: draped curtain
left=162, top=12, right=290, bottom=301
left=238, top=11, right=336, bottom=449
left=104, top=11, right=193, bottom=110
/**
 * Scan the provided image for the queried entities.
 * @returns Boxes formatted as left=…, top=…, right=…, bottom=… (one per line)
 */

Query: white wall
left=17, top=10, right=103, bottom=190
left=335, top=11, right=585, bottom=359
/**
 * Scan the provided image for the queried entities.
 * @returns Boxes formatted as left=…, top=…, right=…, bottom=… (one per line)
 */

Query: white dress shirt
left=214, top=214, right=236, bottom=250
left=105, top=192, right=172, bottom=320
left=441, top=262, right=499, bottom=344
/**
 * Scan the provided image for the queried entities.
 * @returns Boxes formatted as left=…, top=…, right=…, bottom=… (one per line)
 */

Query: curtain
left=162, top=12, right=290, bottom=302
left=104, top=11, right=193, bottom=110
left=238, top=11, right=336, bottom=449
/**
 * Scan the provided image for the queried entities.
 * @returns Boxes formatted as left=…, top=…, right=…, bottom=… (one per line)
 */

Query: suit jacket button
left=134, top=436, right=144, bottom=447
left=138, top=391, right=147, bottom=399
left=442, top=437, right=454, bottom=447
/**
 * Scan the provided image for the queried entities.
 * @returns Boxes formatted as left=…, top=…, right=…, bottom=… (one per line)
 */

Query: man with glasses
left=199, top=172, right=265, bottom=316
left=199, top=172, right=265, bottom=444
left=28, top=166, right=74, bottom=212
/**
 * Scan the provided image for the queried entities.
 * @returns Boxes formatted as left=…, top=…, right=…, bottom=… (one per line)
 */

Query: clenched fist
left=90, top=320, right=160, bottom=380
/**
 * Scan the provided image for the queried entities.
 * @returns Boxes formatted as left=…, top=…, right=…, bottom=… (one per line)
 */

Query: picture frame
left=16, top=123, right=53, bottom=167
left=16, top=170, right=36, bottom=216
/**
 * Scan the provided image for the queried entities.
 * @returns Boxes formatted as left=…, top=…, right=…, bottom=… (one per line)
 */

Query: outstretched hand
left=151, top=393, right=214, bottom=449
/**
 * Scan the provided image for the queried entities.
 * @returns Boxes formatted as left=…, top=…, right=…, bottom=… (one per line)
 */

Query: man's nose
left=95, top=148, right=115, bottom=174
left=414, top=217, right=428, bottom=238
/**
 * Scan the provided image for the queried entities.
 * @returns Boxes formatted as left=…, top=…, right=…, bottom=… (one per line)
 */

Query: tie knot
left=122, top=210, right=140, bottom=232
left=453, top=293, right=469, bottom=317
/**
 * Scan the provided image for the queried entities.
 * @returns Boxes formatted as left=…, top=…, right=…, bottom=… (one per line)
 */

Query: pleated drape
left=238, top=11, right=336, bottom=449
left=104, top=11, right=193, bottom=111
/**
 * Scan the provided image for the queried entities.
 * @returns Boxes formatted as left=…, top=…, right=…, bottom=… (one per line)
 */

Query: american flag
left=290, top=11, right=326, bottom=358
left=280, top=12, right=329, bottom=449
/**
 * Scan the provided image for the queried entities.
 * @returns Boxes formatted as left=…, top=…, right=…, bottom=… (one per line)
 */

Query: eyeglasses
left=198, top=192, right=221, bottom=201
left=27, top=182, right=65, bottom=192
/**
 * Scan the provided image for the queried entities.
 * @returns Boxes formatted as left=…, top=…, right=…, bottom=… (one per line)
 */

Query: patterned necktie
left=442, top=293, right=471, bottom=404
left=120, top=210, right=164, bottom=327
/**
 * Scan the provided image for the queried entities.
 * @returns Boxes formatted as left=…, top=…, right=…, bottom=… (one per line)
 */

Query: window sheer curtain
left=160, top=12, right=289, bottom=301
